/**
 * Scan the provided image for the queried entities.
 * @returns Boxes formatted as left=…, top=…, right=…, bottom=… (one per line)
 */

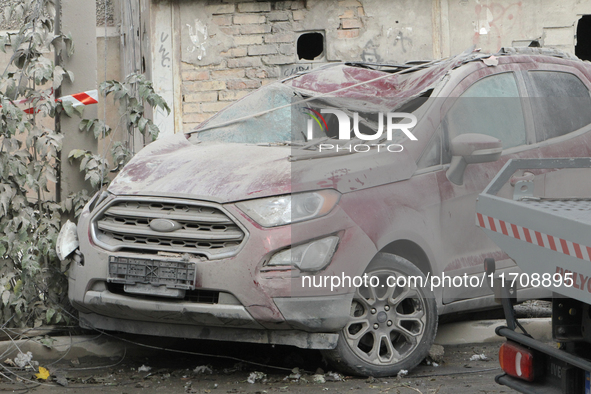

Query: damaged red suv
left=62, top=47, right=591, bottom=376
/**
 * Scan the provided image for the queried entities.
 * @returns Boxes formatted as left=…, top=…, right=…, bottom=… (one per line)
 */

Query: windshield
left=191, top=84, right=314, bottom=144
left=189, top=80, right=433, bottom=151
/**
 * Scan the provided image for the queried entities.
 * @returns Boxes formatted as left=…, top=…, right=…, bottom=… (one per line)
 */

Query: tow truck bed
left=476, top=158, right=591, bottom=394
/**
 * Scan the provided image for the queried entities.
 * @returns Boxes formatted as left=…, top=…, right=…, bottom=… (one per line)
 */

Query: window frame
left=438, top=65, right=535, bottom=164
left=522, top=67, right=591, bottom=143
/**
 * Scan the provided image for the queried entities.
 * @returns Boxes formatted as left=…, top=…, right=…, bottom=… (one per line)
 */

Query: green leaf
left=45, top=1, right=56, bottom=18
left=38, top=336, right=56, bottom=349
left=13, top=280, right=21, bottom=295
left=78, top=119, right=90, bottom=132
left=64, top=197, right=72, bottom=212
left=45, top=308, right=55, bottom=324
left=88, top=171, right=100, bottom=188
left=147, top=122, right=160, bottom=141
left=138, top=117, right=148, bottom=132
left=3, top=7, right=11, bottom=24
left=53, top=65, right=65, bottom=89
left=74, top=105, right=84, bottom=117
left=79, top=155, right=90, bottom=171
left=68, top=149, right=87, bottom=162
left=46, top=168, right=56, bottom=183
left=61, top=100, right=74, bottom=117
left=1, top=291, right=9, bottom=306
left=65, top=33, right=74, bottom=57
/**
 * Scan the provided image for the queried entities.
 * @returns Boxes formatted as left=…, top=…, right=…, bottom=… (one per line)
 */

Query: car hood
left=108, top=133, right=417, bottom=203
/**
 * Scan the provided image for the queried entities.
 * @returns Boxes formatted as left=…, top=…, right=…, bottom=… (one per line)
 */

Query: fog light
left=499, top=342, right=536, bottom=382
left=268, top=236, right=339, bottom=272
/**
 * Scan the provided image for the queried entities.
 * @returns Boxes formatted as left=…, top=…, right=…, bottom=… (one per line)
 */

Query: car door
left=436, top=62, right=591, bottom=304
left=436, top=65, right=534, bottom=304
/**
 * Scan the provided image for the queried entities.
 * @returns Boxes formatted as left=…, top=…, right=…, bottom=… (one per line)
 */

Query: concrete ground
left=0, top=340, right=507, bottom=394
left=0, top=303, right=552, bottom=393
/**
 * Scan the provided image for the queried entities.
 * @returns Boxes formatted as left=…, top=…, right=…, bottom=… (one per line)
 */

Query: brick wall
left=180, top=0, right=367, bottom=131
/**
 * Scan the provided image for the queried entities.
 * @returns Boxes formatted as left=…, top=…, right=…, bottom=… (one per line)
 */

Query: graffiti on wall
left=159, top=32, right=171, bottom=68
left=186, top=19, right=208, bottom=61
left=362, top=39, right=381, bottom=62
left=392, top=30, right=412, bottom=53
left=473, top=2, right=523, bottom=50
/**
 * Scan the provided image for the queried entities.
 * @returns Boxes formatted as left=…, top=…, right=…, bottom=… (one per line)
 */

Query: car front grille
left=92, top=198, right=246, bottom=258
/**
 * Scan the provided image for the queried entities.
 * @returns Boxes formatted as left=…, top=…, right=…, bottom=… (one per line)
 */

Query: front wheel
left=322, top=253, right=438, bottom=377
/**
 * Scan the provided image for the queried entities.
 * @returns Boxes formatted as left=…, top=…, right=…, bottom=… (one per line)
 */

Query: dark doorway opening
left=297, top=32, right=324, bottom=61
left=576, top=15, right=591, bottom=61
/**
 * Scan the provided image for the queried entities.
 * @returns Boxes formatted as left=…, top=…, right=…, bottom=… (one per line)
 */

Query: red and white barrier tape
left=58, top=90, right=99, bottom=107
left=4, top=89, right=98, bottom=114
left=476, top=212, right=591, bottom=262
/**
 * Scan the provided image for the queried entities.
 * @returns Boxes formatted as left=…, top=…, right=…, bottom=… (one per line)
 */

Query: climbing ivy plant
left=70, top=73, right=170, bottom=188
left=0, top=0, right=170, bottom=328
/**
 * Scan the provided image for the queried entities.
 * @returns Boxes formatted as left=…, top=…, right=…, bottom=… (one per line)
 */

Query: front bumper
left=79, top=311, right=340, bottom=349
left=69, top=194, right=376, bottom=340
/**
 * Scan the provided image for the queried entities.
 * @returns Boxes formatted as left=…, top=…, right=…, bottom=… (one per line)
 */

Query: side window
left=444, top=72, right=527, bottom=162
left=528, top=71, right=591, bottom=142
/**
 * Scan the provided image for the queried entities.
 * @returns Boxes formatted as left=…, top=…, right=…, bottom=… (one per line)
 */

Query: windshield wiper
left=255, top=141, right=305, bottom=147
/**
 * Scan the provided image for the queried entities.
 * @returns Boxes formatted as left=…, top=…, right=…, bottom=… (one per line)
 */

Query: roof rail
left=497, top=47, right=579, bottom=60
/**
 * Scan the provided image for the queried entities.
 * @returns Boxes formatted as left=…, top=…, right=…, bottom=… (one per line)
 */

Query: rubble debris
left=247, top=371, right=267, bottom=384
left=428, top=344, right=445, bottom=363
left=284, top=367, right=302, bottom=382
left=324, top=371, right=343, bottom=382
left=193, top=365, right=213, bottom=374
left=138, top=364, right=152, bottom=372
left=424, top=359, right=440, bottom=367
left=469, top=353, right=489, bottom=361
left=396, top=369, right=408, bottom=380
left=365, top=376, right=379, bottom=383
left=223, top=362, right=245, bottom=374
left=482, top=55, right=499, bottom=66
left=312, top=374, right=326, bottom=384
left=55, top=373, right=68, bottom=387
left=14, top=351, right=34, bottom=368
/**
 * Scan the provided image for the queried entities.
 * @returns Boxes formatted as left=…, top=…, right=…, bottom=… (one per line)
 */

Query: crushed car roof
left=282, top=46, right=583, bottom=108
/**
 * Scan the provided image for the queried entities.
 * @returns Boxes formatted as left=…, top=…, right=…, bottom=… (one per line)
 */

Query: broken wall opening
left=576, top=15, right=591, bottom=61
left=297, top=32, right=324, bottom=61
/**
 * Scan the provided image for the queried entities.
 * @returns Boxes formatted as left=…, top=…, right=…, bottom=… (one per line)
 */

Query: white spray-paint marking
left=186, top=19, right=207, bottom=60
left=476, top=7, right=494, bottom=35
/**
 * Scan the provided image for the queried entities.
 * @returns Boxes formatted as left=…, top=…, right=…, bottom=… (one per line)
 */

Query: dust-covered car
left=60, top=47, right=591, bottom=376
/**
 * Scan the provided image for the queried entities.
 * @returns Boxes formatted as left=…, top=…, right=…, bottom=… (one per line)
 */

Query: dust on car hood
left=108, top=133, right=417, bottom=203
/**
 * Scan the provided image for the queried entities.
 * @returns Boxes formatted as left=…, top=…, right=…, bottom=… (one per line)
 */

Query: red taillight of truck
left=499, top=341, right=536, bottom=382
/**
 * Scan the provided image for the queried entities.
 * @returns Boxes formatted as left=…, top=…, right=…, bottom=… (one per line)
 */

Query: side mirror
left=446, top=134, right=502, bottom=185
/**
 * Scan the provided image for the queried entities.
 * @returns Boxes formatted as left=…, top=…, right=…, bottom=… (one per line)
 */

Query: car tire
left=322, top=253, right=437, bottom=377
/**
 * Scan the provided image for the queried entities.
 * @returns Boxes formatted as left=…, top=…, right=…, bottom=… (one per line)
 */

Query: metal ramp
left=476, top=158, right=591, bottom=305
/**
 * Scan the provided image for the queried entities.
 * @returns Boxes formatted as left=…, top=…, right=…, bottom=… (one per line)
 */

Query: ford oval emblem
left=149, top=218, right=182, bottom=232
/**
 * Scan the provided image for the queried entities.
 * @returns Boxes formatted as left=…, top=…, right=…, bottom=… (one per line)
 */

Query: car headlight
left=56, top=220, right=79, bottom=261
left=236, top=190, right=340, bottom=227
left=268, top=236, right=339, bottom=272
